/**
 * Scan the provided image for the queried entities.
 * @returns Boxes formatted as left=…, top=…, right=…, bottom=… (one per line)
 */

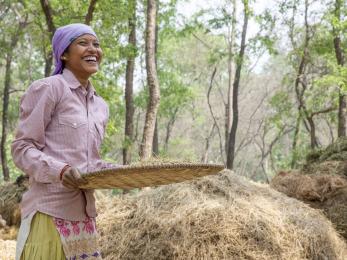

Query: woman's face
left=62, top=34, right=102, bottom=79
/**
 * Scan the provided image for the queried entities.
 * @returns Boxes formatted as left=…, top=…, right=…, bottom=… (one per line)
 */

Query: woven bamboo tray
left=78, top=163, right=225, bottom=189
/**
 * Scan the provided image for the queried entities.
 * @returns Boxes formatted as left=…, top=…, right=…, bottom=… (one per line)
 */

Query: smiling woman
left=11, top=23, right=116, bottom=260
left=62, top=34, right=103, bottom=87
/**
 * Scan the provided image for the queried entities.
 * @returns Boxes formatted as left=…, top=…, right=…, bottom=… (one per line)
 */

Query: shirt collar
left=62, top=68, right=97, bottom=99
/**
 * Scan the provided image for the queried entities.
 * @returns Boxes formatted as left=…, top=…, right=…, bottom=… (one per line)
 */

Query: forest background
left=0, top=0, right=346, bottom=184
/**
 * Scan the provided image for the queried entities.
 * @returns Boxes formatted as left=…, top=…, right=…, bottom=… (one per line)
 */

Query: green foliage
left=268, top=90, right=294, bottom=128
left=249, top=9, right=278, bottom=56
left=1, top=0, right=347, bottom=182
left=317, top=61, right=347, bottom=92
left=158, top=70, right=194, bottom=118
left=134, top=88, right=149, bottom=109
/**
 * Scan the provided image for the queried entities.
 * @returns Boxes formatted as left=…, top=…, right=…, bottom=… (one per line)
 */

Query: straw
left=79, top=163, right=224, bottom=189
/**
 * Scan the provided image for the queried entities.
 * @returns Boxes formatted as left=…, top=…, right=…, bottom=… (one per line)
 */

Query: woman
left=12, top=23, right=113, bottom=260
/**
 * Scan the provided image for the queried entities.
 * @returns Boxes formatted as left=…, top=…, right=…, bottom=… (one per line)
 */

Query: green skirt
left=20, top=212, right=66, bottom=260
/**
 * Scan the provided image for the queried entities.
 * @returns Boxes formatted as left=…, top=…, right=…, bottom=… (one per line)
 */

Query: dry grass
left=97, top=170, right=347, bottom=260
left=0, top=239, right=16, bottom=260
left=271, top=171, right=347, bottom=240
left=0, top=225, right=18, bottom=241
left=305, top=137, right=347, bottom=164
left=271, top=171, right=347, bottom=201
left=303, top=160, right=347, bottom=177
left=0, top=181, right=27, bottom=227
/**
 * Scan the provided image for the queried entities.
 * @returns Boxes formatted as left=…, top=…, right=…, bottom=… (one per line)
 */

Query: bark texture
left=1, top=20, right=27, bottom=181
left=225, top=0, right=237, bottom=156
left=333, top=0, right=346, bottom=137
left=85, top=0, right=98, bottom=25
left=140, top=0, right=160, bottom=159
left=226, top=0, right=249, bottom=169
left=40, top=0, right=56, bottom=76
left=123, top=0, right=136, bottom=165
left=152, top=2, right=159, bottom=156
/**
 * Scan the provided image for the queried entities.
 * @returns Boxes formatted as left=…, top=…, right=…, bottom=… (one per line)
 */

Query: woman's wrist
left=60, top=165, right=71, bottom=181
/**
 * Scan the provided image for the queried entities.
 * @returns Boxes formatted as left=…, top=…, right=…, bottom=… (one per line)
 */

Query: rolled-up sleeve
left=11, top=81, right=67, bottom=183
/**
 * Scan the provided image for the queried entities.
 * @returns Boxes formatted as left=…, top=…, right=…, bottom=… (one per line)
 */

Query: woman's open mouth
left=83, top=56, right=98, bottom=64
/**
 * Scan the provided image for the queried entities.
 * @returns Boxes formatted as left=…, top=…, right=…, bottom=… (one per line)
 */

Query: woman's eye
left=79, top=41, right=87, bottom=46
left=93, top=42, right=100, bottom=48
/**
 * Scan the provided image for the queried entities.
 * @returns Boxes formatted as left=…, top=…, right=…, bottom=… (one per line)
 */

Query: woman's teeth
left=83, top=56, right=97, bottom=62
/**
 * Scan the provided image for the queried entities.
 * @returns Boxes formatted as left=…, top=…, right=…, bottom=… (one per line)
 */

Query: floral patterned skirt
left=53, top=215, right=102, bottom=260
left=17, top=212, right=102, bottom=260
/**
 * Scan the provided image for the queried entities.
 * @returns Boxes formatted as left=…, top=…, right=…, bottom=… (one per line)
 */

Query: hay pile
left=271, top=171, right=347, bottom=240
left=97, top=170, right=347, bottom=260
left=306, top=137, right=347, bottom=163
left=0, top=176, right=28, bottom=241
left=304, top=137, right=347, bottom=176
left=0, top=217, right=18, bottom=241
left=271, top=137, right=347, bottom=241
left=0, top=239, right=16, bottom=260
left=0, top=177, right=27, bottom=227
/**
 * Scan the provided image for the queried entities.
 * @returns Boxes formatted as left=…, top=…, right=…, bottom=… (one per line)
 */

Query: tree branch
left=40, top=0, right=56, bottom=37
left=85, top=0, right=98, bottom=25
left=207, top=66, right=225, bottom=164
left=311, top=106, right=337, bottom=118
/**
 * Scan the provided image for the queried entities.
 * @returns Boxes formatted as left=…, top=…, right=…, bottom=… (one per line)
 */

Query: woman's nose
left=87, top=43, right=97, bottom=52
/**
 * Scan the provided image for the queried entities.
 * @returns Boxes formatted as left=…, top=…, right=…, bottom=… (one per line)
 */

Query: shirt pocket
left=94, top=120, right=105, bottom=140
left=58, top=115, right=87, bottom=128
left=93, top=121, right=104, bottom=138
left=91, top=119, right=105, bottom=149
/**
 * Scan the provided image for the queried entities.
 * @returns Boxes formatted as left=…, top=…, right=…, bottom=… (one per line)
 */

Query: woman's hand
left=61, top=167, right=87, bottom=189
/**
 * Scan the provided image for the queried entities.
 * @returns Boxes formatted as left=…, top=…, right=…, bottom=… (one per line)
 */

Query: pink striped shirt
left=12, top=69, right=115, bottom=221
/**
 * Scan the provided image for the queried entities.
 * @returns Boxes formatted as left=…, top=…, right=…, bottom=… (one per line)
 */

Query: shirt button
left=73, top=123, right=77, bottom=127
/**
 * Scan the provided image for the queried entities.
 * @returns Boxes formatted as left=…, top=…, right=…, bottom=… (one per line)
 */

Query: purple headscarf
left=52, top=23, right=98, bottom=75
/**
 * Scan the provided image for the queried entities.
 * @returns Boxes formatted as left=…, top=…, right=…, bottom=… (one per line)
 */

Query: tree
left=1, top=3, right=28, bottom=181
left=40, top=0, right=56, bottom=76
left=332, top=0, right=346, bottom=137
left=140, top=0, right=160, bottom=159
left=225, top=0, right=237, bottom=156
left=85, top=0, right=98, bottom=25
left=152, top=0, right=160, bottom=157
left=288, top=0, right=338, bottom=166
left=226, top=0, right=249, bottom=169
left=291, top=0, right=314, bottom=160
left=123, top=0, right=137, bottom=165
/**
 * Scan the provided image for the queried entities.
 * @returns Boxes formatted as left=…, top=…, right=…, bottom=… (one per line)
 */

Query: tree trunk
left=225, top=0, right=237, bottom=155
left=152, top=119, right=159, bottom=156
left=164, top=120, right=172, bottom=153
left=163, top=108, right=178, bottom=152
left=1, top=54, right=12, bottom=181
left=152, top=0, right=159, bottom=156
left=201, top=123, right=216, bottom=163
left=85, top=0, right=98, bottom=25
left=333, top=0, right=346, bottom=137
left=291, top=0, right=312, bottom=166
left=226, top=0, right=249, bottom=169
left=40, top=0, right=56, bottom=76
left=123, top=0, right=136, bottom=165
left=1, top=21, right=26, bottom=181
left=291, top=114, right=301, bottom=168
left=140, top=0, right=160, bottom=159
left=338, top=92, right=346, bottom=136
left=307, top=116, right=318, bottom=148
